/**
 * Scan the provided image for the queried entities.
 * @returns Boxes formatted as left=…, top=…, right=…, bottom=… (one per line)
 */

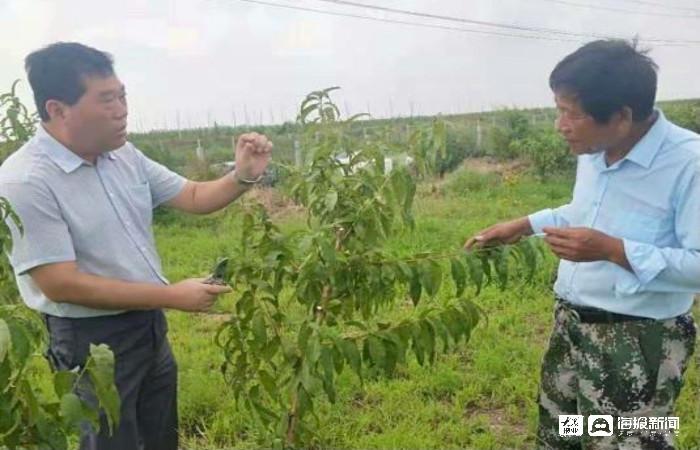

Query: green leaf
left=419, top=260, right=442, bottom=297
left=259, top=369, right=277, bottom=398
left=480, top=252, right=493, bottom=284
left=520, top=239, right=538, bottom=282
left=36, top=416, right=68, bottom=450
left=396, top=261, right=413, bottom=280
left=54, top=370, right=78, bottom=398
left=420, top=320, right=437, bottom=364
left=319, top=346, right=334, bottom=380
left=403, top=177, right=417, bottom=212
left=410, top=323, right=425, bottom=366
left=381, top=338, right=398, bottom=375
left=299, top=363, right=322, bottom=396
left=450, top=258, right=467, bottom=297
left=60, top=392, right=97, bottom=429
left=297, top=385, right=313, bottom=419
left=251, top=313, right=268, bottom=347
left=19, top=378, right=40, bottom=425
left=331, top=344, right=345, bottom=374
left=319, top=347, right=336, bottom=403
left=250, top=398, right=278, bottom=426
left=7, top=321, right=31, bottom=363
left=441, top=310, right=465, bottom=343
left=319, top=238, right=336, bottom=264
left=367, top=336, right=386, bottom=368
left=322, top=377, right=337, bottom=404
left=306, top=335, right=322, bottom=365
left=0, top=358, right=11, bottom=390
left=427, top=317, right=450, bottom=352
left=390, top=170, right=407, bottom=210
left=466, top=253, right=484, bottom=295
left=262, top=335, right=281, bottom=360
left=409, top=267, right=422, bottom=307
left=378, top=209, right=393, bottom=237
left=383, top=329, right=408, bottom=363
left=297, top=323, right=312, bottom=352
left=86, top=343, right=121, bottom=433
left=495, top=246, right=510, bottom=289
left=0, top=398, right=21, bottom=443
left=336, top=338, right=361, bottom=379
left=324, top=190, right=338, bottom=211
left=0, top=319, right=10, bottom=363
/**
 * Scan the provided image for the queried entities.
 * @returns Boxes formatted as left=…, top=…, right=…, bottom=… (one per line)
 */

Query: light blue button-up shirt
left=0, top=125, right=186, bottom=318
left=529, top=110, right=700, bottom=320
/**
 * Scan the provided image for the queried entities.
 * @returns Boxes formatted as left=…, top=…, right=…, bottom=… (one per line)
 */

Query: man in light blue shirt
left=0, top=42, right=272, bottom=450
left=466, top=40, right=697, bottom=449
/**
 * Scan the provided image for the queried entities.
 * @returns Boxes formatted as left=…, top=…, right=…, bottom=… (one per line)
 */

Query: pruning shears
left=204, top=257, right=230, bottom=286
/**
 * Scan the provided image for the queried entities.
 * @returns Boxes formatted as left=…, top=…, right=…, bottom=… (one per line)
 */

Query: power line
left=612, top=0, right=700, bottom=15
left=313, top=0, right=700, bottom=44
left=235, top=0, right=582, bottom=43
left=539, top=0, right=699, bottom=18
left=232, top=0, right=698, bottom=46
left=315, top=0, right=612, bottom=40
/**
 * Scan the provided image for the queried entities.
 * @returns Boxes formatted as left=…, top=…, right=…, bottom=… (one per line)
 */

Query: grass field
left=152, top=165, right=700, bottom=449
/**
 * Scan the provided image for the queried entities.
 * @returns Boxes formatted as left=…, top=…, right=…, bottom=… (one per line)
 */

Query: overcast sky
left=1, top=0, right=699, bottom=131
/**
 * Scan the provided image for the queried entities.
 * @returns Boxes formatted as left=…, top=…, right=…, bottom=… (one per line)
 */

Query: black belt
left=556, top=298, right=652, bottom=324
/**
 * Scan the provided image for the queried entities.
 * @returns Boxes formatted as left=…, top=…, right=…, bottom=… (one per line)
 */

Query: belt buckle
left=558, top=300, right=610, bottom=324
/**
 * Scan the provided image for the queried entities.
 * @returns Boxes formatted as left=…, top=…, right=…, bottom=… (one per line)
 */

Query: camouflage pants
left=537, top=301, right=696, bottom=450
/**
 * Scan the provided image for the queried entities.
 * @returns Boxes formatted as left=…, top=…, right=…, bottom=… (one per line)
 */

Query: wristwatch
left=232, top=170, right=263, bottom=186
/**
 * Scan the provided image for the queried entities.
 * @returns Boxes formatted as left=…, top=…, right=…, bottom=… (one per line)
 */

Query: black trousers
left=44, top=309, right=178, bottom=450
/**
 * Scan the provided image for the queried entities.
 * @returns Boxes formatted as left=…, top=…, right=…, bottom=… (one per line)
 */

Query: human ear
left=615, top=107, right=634, bottom=135
left=45, top=99, right=67, bottom=121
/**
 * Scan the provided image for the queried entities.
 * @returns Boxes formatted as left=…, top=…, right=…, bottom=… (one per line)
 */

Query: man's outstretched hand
left=464, top=217, right=533, bottom=250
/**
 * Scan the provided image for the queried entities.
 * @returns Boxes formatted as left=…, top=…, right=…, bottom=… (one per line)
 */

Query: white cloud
left=0, top=0, right=58, bottom=58
left=1, top=0, right=698, bottom=129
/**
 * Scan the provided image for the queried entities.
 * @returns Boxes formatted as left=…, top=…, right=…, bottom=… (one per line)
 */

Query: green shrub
left=510, top=126, right=574, bottom=178
left=436, top=122, right=479, bottom=176
left=663, top=102, right=700, bottom=133
left=485, top=109, right=531, bottom=160
left=445, top=168, right=502, bottom=196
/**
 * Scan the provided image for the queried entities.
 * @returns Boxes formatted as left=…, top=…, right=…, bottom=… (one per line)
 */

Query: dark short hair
left=25, top=42, right=114, bottom=121
left=549, top=39, right=658, bottom=123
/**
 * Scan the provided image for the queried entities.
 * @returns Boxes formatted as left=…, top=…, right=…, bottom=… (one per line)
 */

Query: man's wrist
left=230, top=170, right=262, bottom=188
left=606, top=237, right=630, bottom=269
left=517, top=217, right=534, bottom=236
left=157, top=284, right=177, bottom=309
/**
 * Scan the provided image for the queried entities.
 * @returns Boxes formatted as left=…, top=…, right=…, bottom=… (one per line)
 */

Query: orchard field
left=2, top=83, right=699, bottom=449
left=155, top=167, right=700, bottom=449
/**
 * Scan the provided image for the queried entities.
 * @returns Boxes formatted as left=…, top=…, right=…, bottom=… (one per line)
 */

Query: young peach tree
left=213, top=88, right=543, bottom=447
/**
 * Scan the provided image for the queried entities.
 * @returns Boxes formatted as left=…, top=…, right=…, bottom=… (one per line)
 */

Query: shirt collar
left=37, top=125, right=117, bottom=172
left=619, top=108, right=669, bottom=170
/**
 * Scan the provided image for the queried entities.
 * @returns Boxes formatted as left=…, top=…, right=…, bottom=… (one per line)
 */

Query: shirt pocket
left=611, top=204, right=667, bottom=243
left=128, top=182, right=153, bottom=224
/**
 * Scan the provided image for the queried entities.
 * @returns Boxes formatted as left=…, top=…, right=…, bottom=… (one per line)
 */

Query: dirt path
left=461, top=157, right=528, bottom=175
